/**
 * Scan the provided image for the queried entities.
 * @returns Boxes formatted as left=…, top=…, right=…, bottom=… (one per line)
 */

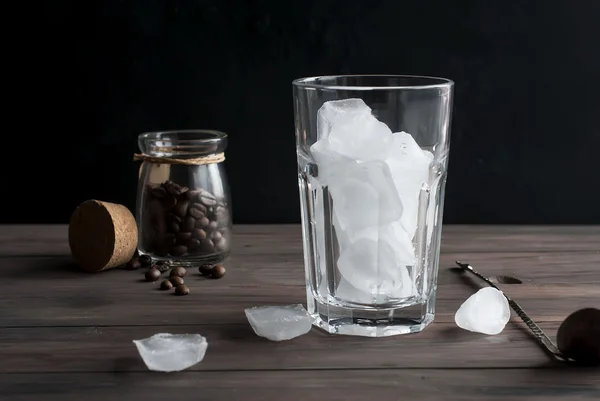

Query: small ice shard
left=245, top=304, right=311, bottom=341
left=455, top=287, right=511, bottom=335
left=132, top=333, right=208, bottom=372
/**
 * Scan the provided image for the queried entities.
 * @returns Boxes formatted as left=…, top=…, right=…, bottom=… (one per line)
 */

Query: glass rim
left=138, top=129, right=227, bottom=143
left=292, top=74, right=454, bottom=91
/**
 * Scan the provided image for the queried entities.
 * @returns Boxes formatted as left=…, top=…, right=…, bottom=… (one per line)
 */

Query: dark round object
left=154, top=261, right=170, bottom=273
left=138, top=254, right=152, bottom=266
left=198, top=264, right=214, bottom=276
left=557, top=308, right=600, bottom=366
left=169, top=276, right=185, bottom=286
left=175, top=284, right=190, bottom=296
left=125, top=258, right=141, bottom=270
left=145, top=268, right=161, bottom=282
left=160, top=279, right=173, bottom=290
left=211, top=265, right=226, bottom=279
left=170, top=266, right=187, bottom=278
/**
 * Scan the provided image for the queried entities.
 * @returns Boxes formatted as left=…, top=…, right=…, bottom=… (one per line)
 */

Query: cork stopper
left=68, top=200, right=138, bottom=272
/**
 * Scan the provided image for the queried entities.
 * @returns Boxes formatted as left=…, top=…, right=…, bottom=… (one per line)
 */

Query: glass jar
left=135, top=130, right=232, bottom=266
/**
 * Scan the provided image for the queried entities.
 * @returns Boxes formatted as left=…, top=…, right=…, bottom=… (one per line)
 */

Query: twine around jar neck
left=133, top=152, right=225, bottom=165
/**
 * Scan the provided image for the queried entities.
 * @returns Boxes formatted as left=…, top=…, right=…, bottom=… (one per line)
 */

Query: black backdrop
left=5, top=0, right=600, bottom=224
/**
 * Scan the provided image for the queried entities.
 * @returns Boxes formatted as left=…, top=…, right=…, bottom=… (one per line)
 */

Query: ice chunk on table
left=245, top=304, right=312, bottom=341
left=328, top=160, right=403, bottom=233
left=455, top=287, right=511, bottom=335
left=385, top=132, right=433, bottom=238
left=133, top=333, right=208, bottom=372
left=313, top=98, right=393, bottom=162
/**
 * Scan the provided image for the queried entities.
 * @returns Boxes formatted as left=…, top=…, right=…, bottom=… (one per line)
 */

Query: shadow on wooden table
left=0, top=255, right=82, bottom=279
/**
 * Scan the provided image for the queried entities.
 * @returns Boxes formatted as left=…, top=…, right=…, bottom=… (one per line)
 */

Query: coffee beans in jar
left=135, top=130, right=232, bottom=266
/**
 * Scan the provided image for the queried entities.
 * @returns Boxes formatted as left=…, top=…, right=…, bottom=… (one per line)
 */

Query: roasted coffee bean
left=189, top=205, right=205, bottom=219
left=196, top=216, right=210, bottom=228
left=182, top=216, right=195, bottom=232
left=171, top=245, right=188, bottom=256
left=173, top=200, right=189, bottom=218
left=187, top=238, right=201, bottom=250
left=169, top=276, right=185, bottom=286
left=208, top=220, right=218, bottom=231
left=211, top=265, right=226, bottom=279
left=185, top=189, right=200, bottom=200
left=198, top=264, right=214, bottom=276
left=215, top=237, right=228, bottom=252
left=211, top=231, right=223, bottom=242
left=165, top=180, right=188, bottom=196
left=163, top=233, right=177, bottom=246
left=154, top=260, right=170, bottom=273
left=192, top=228, right=207, bottom=240
left=125, top=258, right=141, bottom=270
left=162, top=195, right=177, bottom=210
left=170, top=266, right=187, bottom=277
left=139, top=254, right=152, bottom=266
left=150, top=186, right=168, bottom=199
left=201, top=239, right=215, bottom=253
left=160, top=279, right=173, bottom=290
left=176, top=232, right=192, bottom=244
left=175, top=284, right=190, bottom=296
left=199, top=189, right=217, bottom=206
left=145, top=268, right=161, bottom=282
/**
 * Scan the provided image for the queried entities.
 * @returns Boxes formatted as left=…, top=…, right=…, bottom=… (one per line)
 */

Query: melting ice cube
left=313, top=98, right=393, bottom=162
left=245, top=304, right=312, bottom=341
left=455, top=287, right=511, bottom=335
left=328, top=160, right=403, bottom=233
left=133, top=333, right=208, bottom=372
left=385, top=132, right=433, bottom=238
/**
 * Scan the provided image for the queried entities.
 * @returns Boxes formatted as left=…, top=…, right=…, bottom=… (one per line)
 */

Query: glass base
left=140, top=251, right=229, bottom=267
left=307, top=290, right=436, bottom=337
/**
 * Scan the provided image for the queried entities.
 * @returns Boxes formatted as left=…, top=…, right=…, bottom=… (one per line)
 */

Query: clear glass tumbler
left=293, top=75, right=454, bottom=337
left=135, top=130, right=232, bottom=266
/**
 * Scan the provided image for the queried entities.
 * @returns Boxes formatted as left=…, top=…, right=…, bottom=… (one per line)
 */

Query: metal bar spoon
left=454, top=261, right=570, bottom=362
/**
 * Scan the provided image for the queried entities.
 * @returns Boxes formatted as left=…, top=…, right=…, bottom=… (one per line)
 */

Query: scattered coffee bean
left=160, top=279, right=173, bottom=290
left=125, top=258, right=141, bottom=270
left=170, top=276, right=185, bottom=286
left=175, top=284, right=190, bottom=296
left=154, top=260, right=170, bottom=273
left=145, top=268, right=161, bottom=282
left=170, top=266, right=187, bottom=277
left=211, top=265, right=226, bottom=279
left=139, top=254, right=152, bottom=266
left=198, top=264, right=214, bottom=276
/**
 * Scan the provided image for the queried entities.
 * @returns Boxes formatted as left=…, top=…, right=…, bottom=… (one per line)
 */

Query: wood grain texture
left=0, top=369, right=598, bottom=401
left=0, top=225, right=599, bottom=400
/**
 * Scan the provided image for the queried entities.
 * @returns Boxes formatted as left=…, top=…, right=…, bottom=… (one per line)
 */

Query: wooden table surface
left=0, top=225, right=599, bottom=400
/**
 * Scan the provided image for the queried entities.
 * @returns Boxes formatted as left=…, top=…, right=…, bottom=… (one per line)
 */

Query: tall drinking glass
left=293, top=75, right=454, bottom=337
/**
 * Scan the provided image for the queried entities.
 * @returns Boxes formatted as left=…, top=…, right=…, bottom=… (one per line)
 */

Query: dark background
left=5, top=0, right=600, bottom=224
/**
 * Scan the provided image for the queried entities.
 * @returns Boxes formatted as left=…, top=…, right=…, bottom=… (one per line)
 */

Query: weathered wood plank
left=1, top=225, right=600, bottom=256
left=0, top=369, right=598, bottom=401
left=0, top=249, right=597, bottom=327
left=0, top=322, right=563, bottom=373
